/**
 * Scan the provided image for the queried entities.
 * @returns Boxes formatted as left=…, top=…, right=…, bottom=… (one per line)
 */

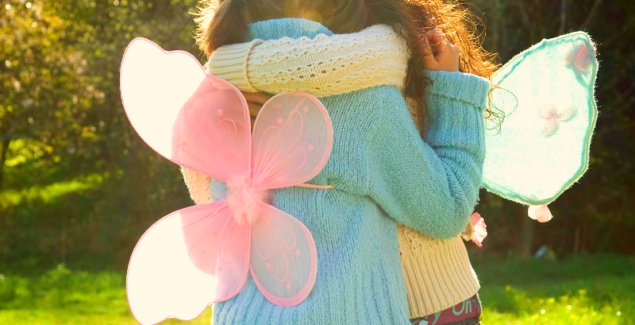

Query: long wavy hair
left=195, top=0, right=500, bottom=128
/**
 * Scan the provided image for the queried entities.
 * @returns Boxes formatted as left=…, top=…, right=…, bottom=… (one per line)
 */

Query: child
left=185, top=25, right=486, bottom=324
left=186, top=1, right=492, bottom=324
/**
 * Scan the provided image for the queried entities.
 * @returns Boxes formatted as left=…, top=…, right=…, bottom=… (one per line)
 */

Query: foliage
left=0, top=0, right=203, bottom=272
left=0, top=0, right=97, bottom=144
left=0, top=0, right=633, bottom=273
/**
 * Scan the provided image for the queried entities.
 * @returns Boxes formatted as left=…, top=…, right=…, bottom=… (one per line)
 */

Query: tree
left=0, top=0, right=99, bottom=190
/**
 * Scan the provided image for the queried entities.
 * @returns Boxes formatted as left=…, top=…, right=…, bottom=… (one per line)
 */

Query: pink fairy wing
left=250, top=93, right=333, bottom=190
left=470, top=213, right=487, bottom=247
left=120, top=38, right=251, bottom=182
left=127, top=202, right=250, bottom=324
left=250, top=204, right=318, bottom=306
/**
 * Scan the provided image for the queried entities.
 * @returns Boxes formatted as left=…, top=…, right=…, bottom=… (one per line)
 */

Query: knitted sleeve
left=366, top=71, right=490, bottom=240
left=208, top=25, right=408, bottom=97
left=181, top=167, right=212, bottom=205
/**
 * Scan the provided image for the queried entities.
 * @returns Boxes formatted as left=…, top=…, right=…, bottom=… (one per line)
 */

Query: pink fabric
left=566, top=42, right=594, bottom=73
left=410, top=294, right=481, bottom=325
left=528, top=205, right=553, bottom=223
left=120, top=38, right=332, bottom=324
left=296, top=183, right=335, bottom=189
left=536, top=103, right=577, bottom=137
left=470, top=213, right=487, bottom=247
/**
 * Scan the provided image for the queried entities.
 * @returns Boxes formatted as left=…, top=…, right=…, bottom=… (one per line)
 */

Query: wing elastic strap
left=296, top=183, right=334, bottom=189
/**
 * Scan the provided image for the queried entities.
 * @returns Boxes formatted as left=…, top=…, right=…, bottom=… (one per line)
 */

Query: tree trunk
left=0, top=138, right=10, bottom=191
left=518, top=203, right=535, bottom=258
left=558, top=0, right=568, bottom=35
left=573, top=225, right=582, bottom=256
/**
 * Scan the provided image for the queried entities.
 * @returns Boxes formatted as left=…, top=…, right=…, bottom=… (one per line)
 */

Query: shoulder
left=340, top=86, right=412, bottom=139
left=331, top=24, right=406, bottom=48
left=318, top=85, right=406, bottom=132
left=358, top=24, right=402, bottom=39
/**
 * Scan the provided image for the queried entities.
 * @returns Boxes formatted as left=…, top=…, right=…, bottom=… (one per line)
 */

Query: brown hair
left=195, top=0, right=500, bottom=128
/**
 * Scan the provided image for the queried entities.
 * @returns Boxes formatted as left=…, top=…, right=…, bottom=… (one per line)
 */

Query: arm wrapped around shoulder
left=181, top=167, right=213, bottom=205
left=208, top=25, right=408, bottom=97
left=366, top=71, right=490, bottom=240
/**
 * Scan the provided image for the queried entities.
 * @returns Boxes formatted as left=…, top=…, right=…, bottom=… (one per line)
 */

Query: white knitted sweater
left=184, top=24, right=480, bottom=318
left=207, top=25, right=408, bottom=97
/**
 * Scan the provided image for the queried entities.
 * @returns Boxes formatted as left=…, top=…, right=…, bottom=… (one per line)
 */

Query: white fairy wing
left=120, top=39, right=256, bottom=324
left=127, top=203, right=251, bottom=324
left=120, top=38, right=251, bottom=183
left=483, top=32, right=598, bottom=205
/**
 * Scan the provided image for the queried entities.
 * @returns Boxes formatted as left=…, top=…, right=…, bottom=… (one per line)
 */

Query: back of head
left=196, top=0, right=499, bottom=128
left=196, top=0, right=370, bottom=54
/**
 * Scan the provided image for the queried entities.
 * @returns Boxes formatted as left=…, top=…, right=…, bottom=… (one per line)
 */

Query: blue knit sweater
left=209, top=18, right=490, bottom=325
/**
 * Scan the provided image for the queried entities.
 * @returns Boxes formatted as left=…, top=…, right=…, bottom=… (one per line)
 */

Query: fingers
left=242, top=92, right=272, bottom=126
left=247, top=102, right=262, bottom=119
left=427, top=29, right=457, bottom=57
left=249, top=116, right=256, bottom=131
left=419, top=28, right=460, bottom=72
left=419, top=33, right=438, bottom=70
left=239, top=91, right=273, bottom=130
left=242, top=91, right=271, bottom=105
left=427, top=28, right=448, bottom=50
left=436, top=38, right=460, bottom=72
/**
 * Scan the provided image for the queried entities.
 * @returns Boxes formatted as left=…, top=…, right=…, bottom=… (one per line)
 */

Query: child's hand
left=419, top=29, right=460, bottom=72
left=242, top=92, right=271, bottom=130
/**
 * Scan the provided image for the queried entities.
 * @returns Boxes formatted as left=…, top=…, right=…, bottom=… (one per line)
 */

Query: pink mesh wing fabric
left=127, top=203, right=250, bottom=325
left=250, top=204, right=318, bottom=307
left=250, top=93, right=333, bottom=190
left=245, top=93, right=331, bottom=306
left=121, top=38, right=255, bottom=323
left=120, top=38, right=251, bottom=182
left=122, top=40, right=332, bottom=314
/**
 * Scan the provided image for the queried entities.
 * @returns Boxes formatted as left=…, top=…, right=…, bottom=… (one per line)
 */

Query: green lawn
left=474, top=255, right=634, bottom=324
left=0, top=255, right=632, bottom=324
left=0, top=265, right=210, bottom=325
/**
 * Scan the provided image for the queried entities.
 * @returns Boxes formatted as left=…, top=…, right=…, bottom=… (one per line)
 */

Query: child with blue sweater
left=185, top=1, right=492, bottom=324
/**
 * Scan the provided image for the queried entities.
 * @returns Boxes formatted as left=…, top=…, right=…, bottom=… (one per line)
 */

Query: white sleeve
left=208, top=25, right=408, bottom=97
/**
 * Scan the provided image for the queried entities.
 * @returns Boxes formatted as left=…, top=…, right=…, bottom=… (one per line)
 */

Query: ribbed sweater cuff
left=425, top=71, right=491, bottom=111
left=398, top=232, right=481, bottom=318
left=208, top=39, right=264, bottom=92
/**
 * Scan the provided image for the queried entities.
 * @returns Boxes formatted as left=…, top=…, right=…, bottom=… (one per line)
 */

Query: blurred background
left=1, top=0, right=633, bottom=324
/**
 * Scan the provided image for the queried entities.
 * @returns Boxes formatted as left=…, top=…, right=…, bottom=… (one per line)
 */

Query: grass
left=474, top=254, right=634, bottom=324
left=480, top=279, right=631, bottom=324
left=0, top=255, right=632, bottom=324
left=0, top=265, right=210, bottom=325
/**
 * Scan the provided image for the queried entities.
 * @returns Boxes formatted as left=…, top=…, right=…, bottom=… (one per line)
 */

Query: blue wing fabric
left=483, top=32, right=598, bottom=205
